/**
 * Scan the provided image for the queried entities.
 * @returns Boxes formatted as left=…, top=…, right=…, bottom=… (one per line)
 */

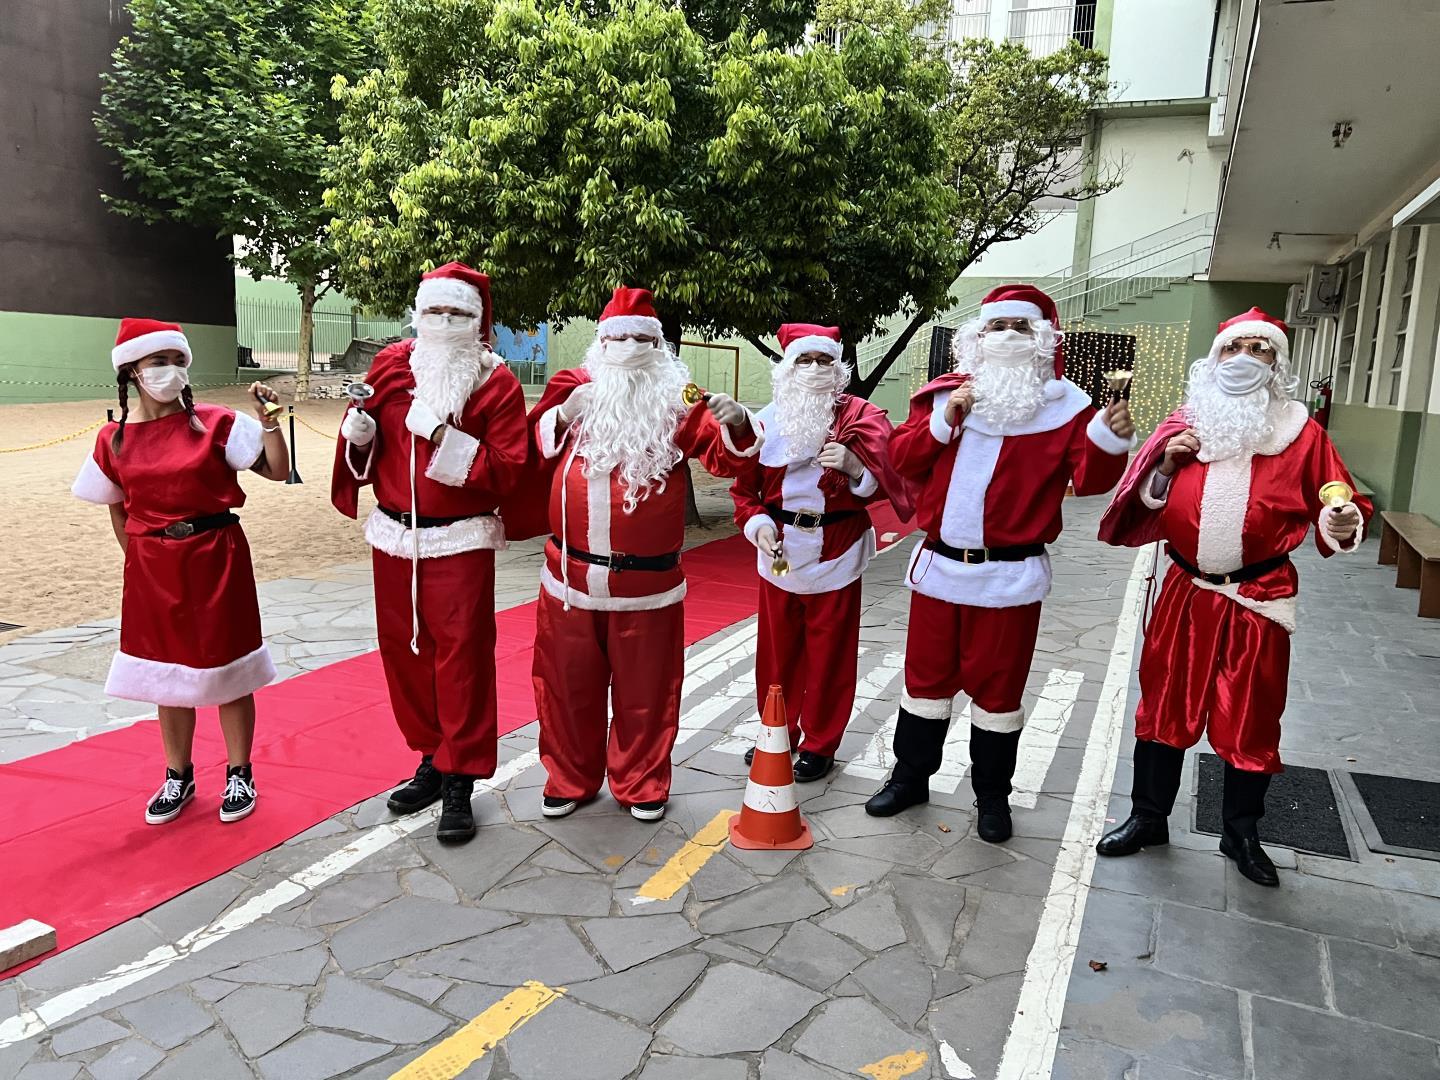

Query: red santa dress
left=1099, top=402, right=1372, bottom=773
left=72, top=405, right=276, bottom=707
left=514, top=368, right=761, bottom=806
left=331, top=340, right=528, bottom=778
left=730, top=394, right=900, bottom=757
left=894, top=373, right=1132, bottom=729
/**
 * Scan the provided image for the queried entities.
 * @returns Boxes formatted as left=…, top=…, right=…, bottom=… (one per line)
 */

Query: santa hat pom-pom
left=1043, top=379, right=1066, bottom=401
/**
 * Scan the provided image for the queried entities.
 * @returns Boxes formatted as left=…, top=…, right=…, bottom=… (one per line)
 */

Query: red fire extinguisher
left=1311, top=376, right=1333, bottom=429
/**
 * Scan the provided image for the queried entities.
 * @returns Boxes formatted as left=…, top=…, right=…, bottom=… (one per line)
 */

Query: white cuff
left=1319, top=504, right=1365, bottom=553
left=972, top=705, right=1025, bottom=733
left=72, top=455, right=124, bottom=505
left=424, top=426, right=480, bottom=487
left=744, top=514, right=778, bottom=546
left=720, top=408, right=764, bottom=458
left=929, top=395, right=957, bottom=445
left=225, top=412, right=265, bottom=471
left=900, top=692, right=953, bottom=720
left=538, top=405, right=567, bottom=460
left=849, top=467, right=878, bottom=497
left=1086, top=410, right=1137, bottom=456
left=1139, top=468, right=1171, bottom=510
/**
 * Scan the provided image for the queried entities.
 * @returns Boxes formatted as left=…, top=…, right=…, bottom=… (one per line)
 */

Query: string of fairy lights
left=1064, top=319, right=1193, bottom=434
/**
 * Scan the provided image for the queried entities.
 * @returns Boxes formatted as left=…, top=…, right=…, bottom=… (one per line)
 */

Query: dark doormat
left=1192, top=753, right=1352, bottom=859
left=1337, top=772, right=1440, bottom=863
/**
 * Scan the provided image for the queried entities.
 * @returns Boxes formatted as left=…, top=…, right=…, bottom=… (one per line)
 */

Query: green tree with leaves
left=96, top=0, right=375, bottom=397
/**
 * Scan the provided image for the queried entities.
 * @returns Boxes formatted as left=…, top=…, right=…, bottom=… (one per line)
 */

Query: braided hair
left=110, top=362, right=206, bottom=455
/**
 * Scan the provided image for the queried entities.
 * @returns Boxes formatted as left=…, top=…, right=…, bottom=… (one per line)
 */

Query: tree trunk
left=853, top=308, right=932, bottom=399
left=660, top=313, right=704, bottom=529
left=296, top=279, right=316, bottom=402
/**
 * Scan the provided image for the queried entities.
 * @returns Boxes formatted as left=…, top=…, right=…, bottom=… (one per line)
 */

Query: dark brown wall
left=0, top=0, right=234, bottom=324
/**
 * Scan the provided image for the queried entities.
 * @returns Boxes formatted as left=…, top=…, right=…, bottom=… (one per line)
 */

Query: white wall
left=1088, top=116, right=1224, bottom=255
left=962, top=210, right=1078, bottom=279
left=1107, top=0, right=1216, bottom=103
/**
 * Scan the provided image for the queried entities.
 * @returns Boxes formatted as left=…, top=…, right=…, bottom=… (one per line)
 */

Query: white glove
left=405, top=398, right=446, bottom=442
left=751, top=523, right=778, bottom=557
left=706, top=392, right=746, bottom=427
left=816, top=441, right=863, bottom=480
left=558, top=383, right=595, bottom=424
left=340, top=408, right=376, bottom=447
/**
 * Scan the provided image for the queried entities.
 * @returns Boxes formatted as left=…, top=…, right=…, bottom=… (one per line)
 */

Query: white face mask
left=416, top=311, right=480, bottom=340
left=137, top=365, right=189, bottom=402
left=979, top=329, right=1039, bottom=367
left=793, top=364, right=838, bottom=393
left=603, top=338, right=663, bottom=368
left=1214, top=355, right=1274, bottom=397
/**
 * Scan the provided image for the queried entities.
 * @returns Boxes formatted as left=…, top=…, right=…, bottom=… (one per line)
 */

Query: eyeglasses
left=1220, top=340, right=1276, bottom=359
left=983, top=319, right=1034, bottom=335
left=419, top=311, right=478, bottom=329
left=793, top=355, right=837, bottom=367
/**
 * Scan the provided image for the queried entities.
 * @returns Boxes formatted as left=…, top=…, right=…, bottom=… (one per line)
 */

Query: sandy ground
left=1, top=376, right=737, bottom=643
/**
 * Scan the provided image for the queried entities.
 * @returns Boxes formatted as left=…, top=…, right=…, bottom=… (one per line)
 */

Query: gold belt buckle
left=792, top=512, right=823, bottom=533
left=164, top=522, right=195, bottom=539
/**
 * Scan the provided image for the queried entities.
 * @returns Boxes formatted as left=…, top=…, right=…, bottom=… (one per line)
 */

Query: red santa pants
left=756, top=577, right=863, bottom=757
left=1135, top=568, right=1290, bottom=774
left=533, top=590, right=685, bottom=805
left=902, top=592, right=1042, bottom=725
left=373, top=548, right=498, bottom=778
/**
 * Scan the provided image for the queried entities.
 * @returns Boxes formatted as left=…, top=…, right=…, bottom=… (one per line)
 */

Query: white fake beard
left=579, top=343, right=691, bottom=513
left=409, top=335, right=490, bottom=423
left=968, top=359, right=1046, bottom=429
left=772, top=363, right=841, bottom=463
left=1184, top=359, right=1280, bottom=462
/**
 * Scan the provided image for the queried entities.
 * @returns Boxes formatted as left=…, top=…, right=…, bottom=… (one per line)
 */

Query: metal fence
left=1008, top=1, right=1096, bottom=55
left=236, top=298, right=405, bottom=371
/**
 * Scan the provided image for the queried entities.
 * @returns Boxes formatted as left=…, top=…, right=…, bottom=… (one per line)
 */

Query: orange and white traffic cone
left=729, top=684, right=814, bottom=851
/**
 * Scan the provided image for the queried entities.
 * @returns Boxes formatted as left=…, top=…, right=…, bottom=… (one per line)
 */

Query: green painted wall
left=1327, top=403, right=1423, bottom=511
left=1184, top=281, right=1291, bottom=364
left=0, top=310, right=237, bottom=405
left=1410, top=412, right=1440, bottom=520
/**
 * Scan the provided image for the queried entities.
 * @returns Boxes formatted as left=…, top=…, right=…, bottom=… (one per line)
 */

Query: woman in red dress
left=72, top=319, right=291, bottom=825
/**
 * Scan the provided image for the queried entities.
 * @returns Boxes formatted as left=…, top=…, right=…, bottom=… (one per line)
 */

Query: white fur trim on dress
left=540, top=565, right=687, bottom=611
left=781, top=335, right=843, bottom=363
left=111, top=330, right=191, bottom=370
left=597, top=314, right=664, bottom=340
left=1212, top=321, right=1289, bottom=365
left=929, top=392, right=959, bottom=445
left=1319, top=504, right=1365, bottom=553
left=1190, top=579, right=1298, bottom=634
left=972, top=704, right=1025, bottom=733
left=906, top=537, right=1052, bottom=608
left=850, top=467, right=878, bottom=498
left=72, top=455, right=124, bottom=505
left=764, top=529, right=875, bottom=596
left=979, top=299, right=1044, bottom=322
left=225, top=412, right=265, bottom=471
left=1140, top=468, right=1171, bottom=510
left=106, top=642, right=275, bottom=708
left=719, top=408, right=764, bottom=458
left=538, top=405, right=568, bottom=460
left=414, top=277, right=485, bottom=316
left=1085, top=409, right=1137, bottom=457
left=961, top=378, right=1091, bottom=437
left=901, top=692, right=954, bottom=720
left=364, top=508, right=506, bottom=559
left=424, top=427, right=480, bottom=487
left=1195, top=453, right=1250, bottom=574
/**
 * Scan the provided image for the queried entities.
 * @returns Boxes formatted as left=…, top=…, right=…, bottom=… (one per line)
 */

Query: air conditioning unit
left=1285, top=284, right=1317, bottom=328
left=1300, top=264, right=1344, bottom=316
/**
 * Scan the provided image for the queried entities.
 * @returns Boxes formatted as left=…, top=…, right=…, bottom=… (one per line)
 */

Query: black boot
left=1096, top=739, right=1184, bottom=856
left=388, top=754, right=442, bottom=814
left=1220, top=764, right=1277, bottom=887
left=865, top=708, right=938, bottom=817
left=971, top=726, right=1021, bottom=843
left=793, top=752, right=835, bottom=783
left=436, top=774, right=477, bottom=843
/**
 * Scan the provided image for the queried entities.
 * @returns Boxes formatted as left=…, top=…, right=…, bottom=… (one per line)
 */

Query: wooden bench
left=1378, top=511, right=1440, bottom=618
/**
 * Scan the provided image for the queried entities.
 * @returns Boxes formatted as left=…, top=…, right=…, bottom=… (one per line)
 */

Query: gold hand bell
left=681, top=383, right=709, bottom=407
left=770, top=540, right=790, bottom=577
left=1103, top=369, right=1133, bottom=403
left=253, top=387, right=284, bottom=418
left=1319, top=480, right=1354, bottom=509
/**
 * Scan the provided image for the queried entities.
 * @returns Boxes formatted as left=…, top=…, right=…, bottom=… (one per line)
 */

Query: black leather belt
left=1167, top=545, right=1289, bottom=586
left=765, top=505, right=859, bottom=532
left=148, top=512, right=239, bottom=539
left=923, top=537, right=1046, bottom=564
left=379, top=505, right=494, bottom=529
left=553, top=538, right=681, bottom=572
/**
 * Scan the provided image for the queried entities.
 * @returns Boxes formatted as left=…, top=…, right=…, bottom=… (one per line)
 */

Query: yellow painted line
left=632, top=809, right=737, bottom=903
left=389, top=981, right=564, bottom=1080
left=858, top=1050, right=930, bottom=1079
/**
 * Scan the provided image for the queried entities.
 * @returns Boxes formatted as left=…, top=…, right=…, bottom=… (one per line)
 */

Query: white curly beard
left=578, top=342, right=691, bottom=513
left=409, top=336, right=490, bottom=423
left=771, top=362, right=842, bottom=463
left=1184, top=358, right=1283, bottom=462
left=965, top=360, right=1047, bottom=428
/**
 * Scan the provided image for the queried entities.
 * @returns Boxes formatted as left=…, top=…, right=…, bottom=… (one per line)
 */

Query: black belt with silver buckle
left=149, top=512, right=239, bottom=540
left=922, top=537, right=1047, bottom=564
left=552, top=538, right=681, bottom=573
left=1167, top=545, right=1289, bottom=586
left=764, top=505, right=859, bottom=533
left=378, top=505, right=495, bottom=529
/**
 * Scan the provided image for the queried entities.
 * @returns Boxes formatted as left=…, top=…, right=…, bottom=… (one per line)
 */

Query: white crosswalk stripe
left=930, top=702, right=974, bottom=795
left=839, top=653, right=907, bottom=780
left=1010, top=668, right=1084, bottom=809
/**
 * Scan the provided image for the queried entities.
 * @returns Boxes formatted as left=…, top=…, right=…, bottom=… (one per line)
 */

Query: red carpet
left=0, top=507, right=912, bottom=978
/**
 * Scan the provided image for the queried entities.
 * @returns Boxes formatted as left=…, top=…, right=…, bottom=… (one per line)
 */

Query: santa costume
left=864, top=284, right=1135, bottom=840
left=72, top=319, right=277, bottom=822
left=1096, top=308, right=1371, bottom=886
left=730, top=324, right=907, bottom=779
left=509, top=286, right=762, bottom=819
left=332, top=263, right=528, bottom=842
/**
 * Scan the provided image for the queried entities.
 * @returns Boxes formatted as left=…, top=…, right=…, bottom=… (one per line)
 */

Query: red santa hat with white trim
left=978, top=283, right=1065, bottom=380
left=597, top=286, right=664, bottom=340
left=778, top=323, right=842, bottom=364
left=111, top=318, right=191, bottom=370
left=1210, top=307, right=1290, bottom=365
left=415, top=262, right=493, bottom=339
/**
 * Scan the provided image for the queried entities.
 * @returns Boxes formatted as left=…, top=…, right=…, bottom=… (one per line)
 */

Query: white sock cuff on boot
left=972, top=705, right=1025, bottom=733
left=901, top=692, right=953, bottom=720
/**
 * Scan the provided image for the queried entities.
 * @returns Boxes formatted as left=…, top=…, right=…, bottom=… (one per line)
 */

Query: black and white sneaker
left=145, top=766, right=195, bottom=825
left=219, top=764, right=257, bottom=823
left=630, top=801, right=666, bottom=822
left=542, top=795, right=578, bottom=818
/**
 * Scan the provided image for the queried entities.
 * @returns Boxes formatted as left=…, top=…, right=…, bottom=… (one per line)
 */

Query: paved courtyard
left=1, top=490, right=1438, bottom=1080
